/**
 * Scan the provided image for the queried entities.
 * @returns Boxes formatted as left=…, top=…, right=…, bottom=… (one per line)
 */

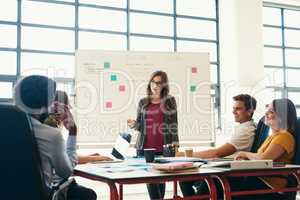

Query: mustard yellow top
left=258, top=130, right=295, bottom=189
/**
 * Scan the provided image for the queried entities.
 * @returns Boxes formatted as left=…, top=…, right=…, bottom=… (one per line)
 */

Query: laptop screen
left=111, top=132, right=131, bottom=160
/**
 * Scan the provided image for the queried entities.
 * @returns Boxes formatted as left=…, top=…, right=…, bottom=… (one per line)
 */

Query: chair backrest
left=292, top=117, right=300, bottom=164
left=0, top=104, right=48, bottom=200
left=250, top=116, right=269, bottom=153
left=283, top=118, right=300, bottom=200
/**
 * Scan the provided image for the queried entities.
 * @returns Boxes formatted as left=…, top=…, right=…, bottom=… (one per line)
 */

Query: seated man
left=13, top=75, right=97, bottom=200
left=178, top=94, right=257, bottom=196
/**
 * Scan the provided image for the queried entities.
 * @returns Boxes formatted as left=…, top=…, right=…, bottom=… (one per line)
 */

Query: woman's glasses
left=151, top=80, right=163, bottom=86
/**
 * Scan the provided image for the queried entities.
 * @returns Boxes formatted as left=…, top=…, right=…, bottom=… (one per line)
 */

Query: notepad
left=155, top=157, right=207, bottom=164
left=203, top=160, right=273, bottom=170
left=152, top=162, right=202, bottom=173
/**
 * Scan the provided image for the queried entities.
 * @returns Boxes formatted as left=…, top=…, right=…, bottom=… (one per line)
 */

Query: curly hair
left=14, top=75, right=56, bottom=114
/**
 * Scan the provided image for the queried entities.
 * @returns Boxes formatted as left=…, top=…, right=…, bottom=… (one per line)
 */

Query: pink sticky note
left=105, top=101, right=112, bottom=108
left=192, top=67, right=198, bottom=74
left=119, top=85, right=126, bottom=92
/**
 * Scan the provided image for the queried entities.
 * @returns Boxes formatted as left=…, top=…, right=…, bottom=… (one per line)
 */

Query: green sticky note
left=104, top=62, right=110, bottom=69
left=111, top=74, right=117, bottom=81
left=190, top=85, right=196, bottom=92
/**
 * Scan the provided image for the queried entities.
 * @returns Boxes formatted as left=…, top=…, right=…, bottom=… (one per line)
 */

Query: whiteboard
left=75, top=50, right=212, bottom=145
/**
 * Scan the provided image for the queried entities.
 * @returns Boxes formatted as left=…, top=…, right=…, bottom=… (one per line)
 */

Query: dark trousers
left=67, top=181, right=97, bottom=200
left=180, top=177, right=286, bottom=200
left=147, top=183, right=166, bottom=200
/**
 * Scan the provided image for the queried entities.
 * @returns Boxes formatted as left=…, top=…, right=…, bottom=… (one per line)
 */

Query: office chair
left=0, top=104, right=48, bottom=200
left=283, top=118, right=300, bottom=200
left=251, top=117, right=300, bottom=200
left=250, top=116, right=269, bottom=153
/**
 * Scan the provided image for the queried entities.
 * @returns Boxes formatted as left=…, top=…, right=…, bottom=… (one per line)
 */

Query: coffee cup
left=144, top=148, right=156, bottom=163
left=184, top=148, right=193, bottom=157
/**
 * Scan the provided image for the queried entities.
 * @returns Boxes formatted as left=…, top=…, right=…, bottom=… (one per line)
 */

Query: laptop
left=111, top=132, right=131, bottom=160
left=90, top=132, right=131, bottom=163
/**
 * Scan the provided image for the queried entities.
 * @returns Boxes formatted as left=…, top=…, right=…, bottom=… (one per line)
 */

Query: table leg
left=205, top=177, right=217, bottom=200
left=119, top=184, right=123, bottom=200
left=215, top=176, right=231, bottom=200
left=173, top=180, right=178, bottom=199
left=108, top=182, right=119, bottom=200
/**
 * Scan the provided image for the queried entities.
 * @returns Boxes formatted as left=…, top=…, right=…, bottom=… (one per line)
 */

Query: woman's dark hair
left=55, top=90, right=69, bottom=105
left=146, top=70, right=169, bottom=99
left=146, top=71, right=176, bottom=112
left=272, top=98, right=297, bottom=134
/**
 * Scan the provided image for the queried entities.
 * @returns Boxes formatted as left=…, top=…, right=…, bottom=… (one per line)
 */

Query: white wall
left=218, top=0, right=271, bottom=136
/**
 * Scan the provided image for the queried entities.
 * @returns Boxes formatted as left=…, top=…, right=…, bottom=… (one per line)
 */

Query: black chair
left=251, top=117, right=300, bottom=200
left=0, top=104, right=48, bottom=200
left=250, top=116, right=269, bottom=153
left=283, top=118, right=300, bottom=200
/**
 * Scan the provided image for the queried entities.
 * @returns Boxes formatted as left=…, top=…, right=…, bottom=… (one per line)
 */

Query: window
left=78, top=32, right=127, bottom=50
left=79, top=0, right=126, bottom=8
left=21, top=53, right=75, bottom=78
left=22, top=1, right=74, bottom=27
left=130, top=0, right=173, bottom=13
left=0, top=25, right=17, bottom=48
left=0, top=82, right=13, bottom=99
left=0, top=0, right=220, bottom=140
left=0, top=52, right=16, bottom=75
left=263, top=3, right=300, bottom=112
left=0, top=0, right=17, bottom=22
left=130, top=37, right=174, bottom=51
left=21, top=27, right=74, bottom=52
left=130, top=13, right=173, bottom=36
left=79, top=7, right=126, bottom=31
left=177, top=18, right=216, bottom=40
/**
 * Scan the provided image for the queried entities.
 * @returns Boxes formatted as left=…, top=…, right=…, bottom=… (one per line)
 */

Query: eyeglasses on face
left=151, top=80, right=163, bottom=86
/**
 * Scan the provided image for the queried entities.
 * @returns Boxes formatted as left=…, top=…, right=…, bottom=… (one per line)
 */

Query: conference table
left=74, top=158, right=300, bottom=200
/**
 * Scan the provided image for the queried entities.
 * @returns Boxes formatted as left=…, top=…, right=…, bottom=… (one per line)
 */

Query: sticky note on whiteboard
left=106, top=101, right=112, bottom=108
left=191, top=67, right=197, bottom=74
left=119, top=85, right=126, bottom=92
left=111, top=74, right=117, bottom=81
left=104, top=62, right=110, bottom=69
left=190, top=85, right=196, bottom=92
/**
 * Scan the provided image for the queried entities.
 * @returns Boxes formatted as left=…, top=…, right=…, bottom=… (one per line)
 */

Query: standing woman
left=128, top=70, right=179, bottom=200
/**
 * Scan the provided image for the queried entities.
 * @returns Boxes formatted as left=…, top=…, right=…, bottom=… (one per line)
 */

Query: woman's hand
left=78, top=155, right=113, bottom=164
left=234, top=151, right=250, bottom=160
left=54, top=105, right=76, bottom=135
left=90, top=155, right=113, bottom=162
left=127, top=119, right=136, bottom=129
left=89, top=153, right=100, bottom=156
